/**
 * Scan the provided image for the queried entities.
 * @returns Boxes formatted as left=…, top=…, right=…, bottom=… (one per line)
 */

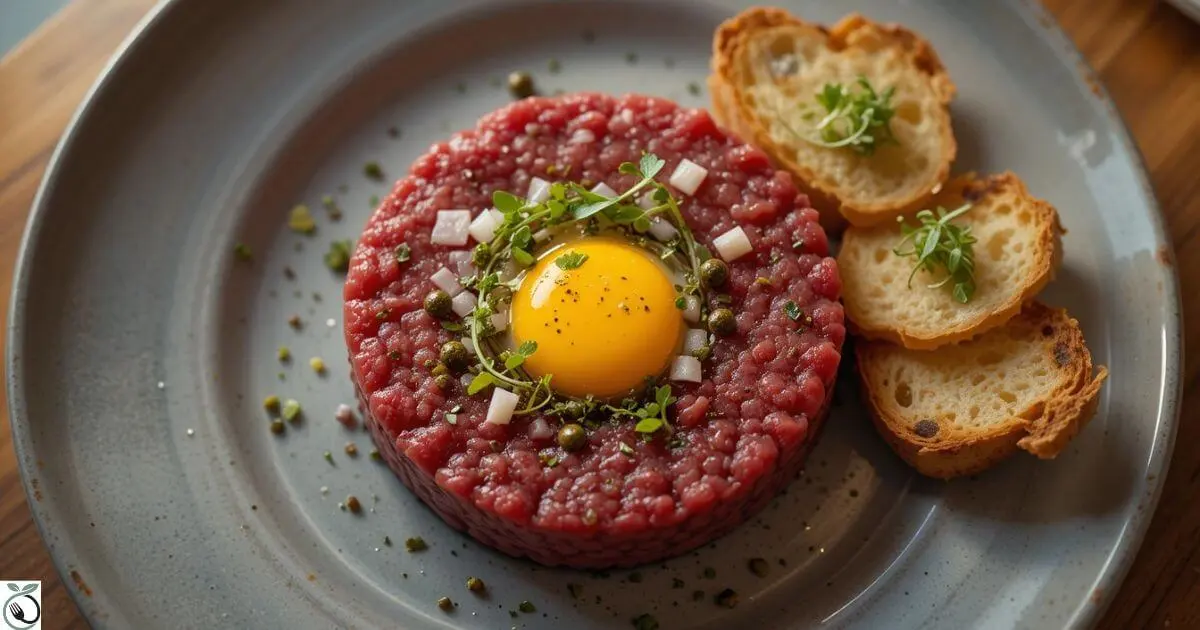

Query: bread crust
left=840, top=172, right=1064, bottom=350
left=709, top=9, right=957, bottom=230
left=856, top=302, right=1108, bottom=479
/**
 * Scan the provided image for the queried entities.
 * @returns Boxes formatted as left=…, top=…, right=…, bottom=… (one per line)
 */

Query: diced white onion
left=486, top=387, right=520, bottom=425
left=669, top=159, right=708, bottom=196
left=683, top=329, right=709, bottom=354
left=430, top=267, right=464, bottom=296
left=451, top=291, right=477, bottom=318
left=569, top=128, right=596, bottom=144
left=591, top=182, right=618, bottom=198
left=636, top=191, right=657, bottom=210
left=618, top=109, right=634, bottom=124
left=527, top=177, right=551, bottom=204
left=461, top=336, right=476, bottom=356
left=669, top=355, right=702, bottom=383
left=490, top=309, right=509, bottom=333
left=447, top=250, right=474, bottom=277
left=713, top=226, right=753, bottom=262
left=648, top=217, right=679, bottom=242
left=431, top=210, right=471, bottom=246
left=528, top=417, right=553, bottom=440
left=468, top=208, right=503, bottom=244
left=533, top=228, right=552, bottom=243
left=496, top=259, right=520, bottom=282
left=681, top=295, right=701, bottom=324
left=460, top=373, right=475, bottom=387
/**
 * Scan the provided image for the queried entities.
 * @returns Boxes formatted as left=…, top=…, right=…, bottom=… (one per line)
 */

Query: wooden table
left=0, top=0, right=1196, bottom=627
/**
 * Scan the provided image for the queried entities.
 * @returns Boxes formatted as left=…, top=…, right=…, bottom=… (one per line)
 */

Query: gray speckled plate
left=7, top=0, right=1181, bottom=628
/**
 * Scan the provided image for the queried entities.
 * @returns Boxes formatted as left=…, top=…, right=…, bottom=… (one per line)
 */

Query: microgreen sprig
left=802, top=77, right=897, bottom=155
left=893, top=203, right=977, bottom=303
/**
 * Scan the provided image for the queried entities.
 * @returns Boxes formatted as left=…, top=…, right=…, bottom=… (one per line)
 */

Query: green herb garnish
left=783, top=301, right=803, bottom=321
left=554, top=250, right=589, bottom=270
left=633, top=613, right=660, bottom=630
left=504, top=340, right=538, bottom=370
left=456, top=153, right=705, bottom=433
left=288, top=205, right=316, bottom=234
left=233, top=243, right=253, bottom=261
left=282, top=399, right=301, bottom=422
left=781, top=76, right=897, bottom=156
left=363, top=161, right=384, bottom=181
left=632, top=386, right=674, bottom=436
left=321, top=195, right=342, bottom=220
left=405, top=537, right=428, bottom=552
left=394, top=243, right=411, bottom=262
left=324, top=239, right=353, bottom=272
left=893, top=204, right=976, bottom=303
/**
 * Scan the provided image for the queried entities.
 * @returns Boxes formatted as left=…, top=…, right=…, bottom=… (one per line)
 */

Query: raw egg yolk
left=511, top=237, right=683, bottom=399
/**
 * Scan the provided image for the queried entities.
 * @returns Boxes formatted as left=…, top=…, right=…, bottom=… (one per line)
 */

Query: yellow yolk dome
left=510, top=237, right=683, bottom=399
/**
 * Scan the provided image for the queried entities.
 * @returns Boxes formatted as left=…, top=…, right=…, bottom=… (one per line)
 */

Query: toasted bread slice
left=857, top=302, right=1108, bottom=479
left=838, top=173, right=1063, bottom=350
left=709, top=9, right=957, bottom=230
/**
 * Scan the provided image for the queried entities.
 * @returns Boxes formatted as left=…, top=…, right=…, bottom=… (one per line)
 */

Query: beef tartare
left=344, top=93, right=844, bottom=568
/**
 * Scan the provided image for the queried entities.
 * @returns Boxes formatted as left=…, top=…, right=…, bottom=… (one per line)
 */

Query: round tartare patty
left=344, top=93, right=845, bottom=568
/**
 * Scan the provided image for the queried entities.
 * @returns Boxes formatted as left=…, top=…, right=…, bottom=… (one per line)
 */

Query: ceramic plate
left=8, top=0, right=1181, bottom=628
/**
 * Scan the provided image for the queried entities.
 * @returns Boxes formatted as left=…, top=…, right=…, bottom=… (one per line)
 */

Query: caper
left=699, top=258, right=729, bottom=288
left=508, top=71, right=536, bottom=99
left=472, top=242, right=491, bottom=267
left=434, top=374, right=453, bottom=391
left=440, top=341, right=470, bottom=372
left=707, top=308, right=736, bottom=336
left=424, top=289, right=453, bottom=319
left=557, top=423, right=587, bottom=451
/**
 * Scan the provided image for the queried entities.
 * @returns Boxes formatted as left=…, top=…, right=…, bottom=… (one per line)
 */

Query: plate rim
left=5, top=0, right=1183, bottom=627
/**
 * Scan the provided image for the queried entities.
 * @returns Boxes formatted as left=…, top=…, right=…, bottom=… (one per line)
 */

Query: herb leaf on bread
left=893, top=203, right=977, bottom=303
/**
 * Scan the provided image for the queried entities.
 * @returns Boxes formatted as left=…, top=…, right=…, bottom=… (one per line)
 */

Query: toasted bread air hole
left=1018, top=211, right=1032, bottom=226
left=969, top=405, right=980, bottom=419
left=874, top=248, right=889, bottom=263
left=987, top=229, right=1014, bottom=260
left=995, top=204, right=1013, bottom=216
left=997, top=391, right=1017, bottom=404
left=894, top=381, right=913, bottom=408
